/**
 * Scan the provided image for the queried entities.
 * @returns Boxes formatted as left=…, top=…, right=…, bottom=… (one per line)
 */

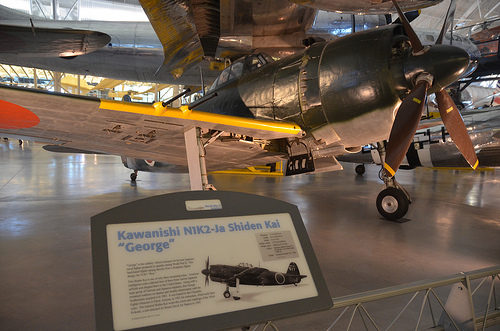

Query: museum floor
left=1, top=139, right=499, bottom=331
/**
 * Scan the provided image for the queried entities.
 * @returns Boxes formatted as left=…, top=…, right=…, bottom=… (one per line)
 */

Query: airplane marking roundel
left=275, top=273, right=285, bottom=284
left=0, top=100, right=40, bottom=129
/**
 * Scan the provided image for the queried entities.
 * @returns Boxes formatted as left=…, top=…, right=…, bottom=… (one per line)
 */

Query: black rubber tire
left=355, top=164, right=365, bottom=175
left=376, top=187, right=409, bottom=221
left=130, top=173, right=137, bottom=181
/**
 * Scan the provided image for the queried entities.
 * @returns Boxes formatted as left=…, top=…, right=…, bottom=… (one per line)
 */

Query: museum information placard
left=92, top=191, right=332, bottom=330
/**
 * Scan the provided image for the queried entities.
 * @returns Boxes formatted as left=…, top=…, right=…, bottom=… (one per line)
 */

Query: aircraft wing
left=94, top=79, right=126, bottom=90
left=0, top=85, right=303, bottom=171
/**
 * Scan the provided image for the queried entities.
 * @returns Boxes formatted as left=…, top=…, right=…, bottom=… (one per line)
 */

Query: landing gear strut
left=223, top=283, right=241, bottom=300
left=375, top=141, right=411, bottom=221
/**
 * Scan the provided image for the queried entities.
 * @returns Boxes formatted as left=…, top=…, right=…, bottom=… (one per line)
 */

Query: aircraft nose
left=406, top=45, right=470, bottom=93
left=201, top=269, right=210, bottom=276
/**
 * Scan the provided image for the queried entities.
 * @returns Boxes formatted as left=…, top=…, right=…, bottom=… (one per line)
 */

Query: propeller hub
left=404, top=44, right=470, bottom=93
left=202, top=268, right=210, bottom=276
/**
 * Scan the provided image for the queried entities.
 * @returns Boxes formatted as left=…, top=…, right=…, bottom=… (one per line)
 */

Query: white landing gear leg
left=233, top=278, right=241, bottom=300
left=376, top=141, right=411, bottom=221
left=184, top=126, right=216, bottom=191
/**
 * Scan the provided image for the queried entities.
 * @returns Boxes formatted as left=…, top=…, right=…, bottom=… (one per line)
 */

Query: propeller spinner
left=384, top=0, right=478, bottom=179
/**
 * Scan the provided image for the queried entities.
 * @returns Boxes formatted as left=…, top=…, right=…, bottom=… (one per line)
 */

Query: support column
left=77, top=74, right=81, bottom=95
left=184, top=126, right=211, bottom=191
left=172, top=85, right=182, bottom=107
left=33, top=69, right=38, bottom=89
left=53, top=72, right=62, bottom=93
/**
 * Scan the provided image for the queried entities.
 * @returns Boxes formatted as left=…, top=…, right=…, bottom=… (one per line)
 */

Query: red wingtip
left=0, top=100, right=40, bottom=129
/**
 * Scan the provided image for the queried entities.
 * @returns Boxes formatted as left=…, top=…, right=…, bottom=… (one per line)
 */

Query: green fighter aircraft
left=185, top=0, right=477, bottom=220
left=0, top=0, right=476, bottom=221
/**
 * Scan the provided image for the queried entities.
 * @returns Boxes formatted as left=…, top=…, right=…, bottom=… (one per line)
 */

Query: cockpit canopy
left=208, top=53, right=274, bottom=92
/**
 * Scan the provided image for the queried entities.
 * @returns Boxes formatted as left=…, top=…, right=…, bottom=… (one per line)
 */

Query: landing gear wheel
left=223, top=290, right=231, bottom=299
left=130, top=172, right=137, bottom=181
left=376, top=187, right=409, bottom=221
left=355, top=164, right=365, bottom=175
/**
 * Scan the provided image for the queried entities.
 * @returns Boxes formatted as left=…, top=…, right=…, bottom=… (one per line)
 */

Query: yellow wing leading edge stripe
left=99, top=100, right=304, bottom=136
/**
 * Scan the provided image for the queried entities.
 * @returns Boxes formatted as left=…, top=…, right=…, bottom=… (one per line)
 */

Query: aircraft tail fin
left=287, top=262, right=300, bottom=275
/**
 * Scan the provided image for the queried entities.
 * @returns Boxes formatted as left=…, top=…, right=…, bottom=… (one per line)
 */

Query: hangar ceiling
left=412, top=0, right=500, bottom=35
left=0, top=0, right=500, bottom=29
left=98, top=0, right=500, bottom=35
left=1, top=0, right=499, bottom=37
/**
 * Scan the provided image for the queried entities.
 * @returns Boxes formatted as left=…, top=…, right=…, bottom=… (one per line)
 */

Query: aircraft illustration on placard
left=201, top=259, right=307, bottom=300
left=338, top=106, right=500, bottom=175
left=0, top=0, right=479, bottom=221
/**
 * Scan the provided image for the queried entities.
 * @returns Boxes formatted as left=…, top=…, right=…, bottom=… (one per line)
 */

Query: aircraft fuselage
left=193, top=25, right=470, bottom=151
left=205, top=264, right=304, bottom=287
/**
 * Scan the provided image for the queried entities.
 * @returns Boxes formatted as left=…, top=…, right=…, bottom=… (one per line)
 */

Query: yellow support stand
left=211, top=162, right=284, bottom=176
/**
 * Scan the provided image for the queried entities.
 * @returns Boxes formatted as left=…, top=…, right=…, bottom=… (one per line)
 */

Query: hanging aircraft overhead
left=0, top=0, right=460, bottom=86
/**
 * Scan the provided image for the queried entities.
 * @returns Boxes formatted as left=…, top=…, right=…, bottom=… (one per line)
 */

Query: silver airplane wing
left=0, top=85, right=303, bottom=171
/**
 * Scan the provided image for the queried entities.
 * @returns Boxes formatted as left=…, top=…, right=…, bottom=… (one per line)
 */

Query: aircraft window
left=261, top=54, right=274, bottom=63
left=208, top=53, right=273, bottom=91
left=230, top=61, right=244, bottom=78
left=425, top=35, right=435, bottom=42
left=250, top=57, right=262, bottom=71
left=208, top=76, right=220, bottom=91
left=218, top=68, right=231, bottom=84
left=208, top=61, right=244, bottom=91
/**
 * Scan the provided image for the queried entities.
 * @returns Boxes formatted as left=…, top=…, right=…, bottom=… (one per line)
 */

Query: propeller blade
left=384, top=81, right=429, bottom=178
left=390, top=0, right=423, bottom=53
left=436, top=0, right=457, bottom=45
left=436, top=89, right=478, bottom=169
left=204, top=257, right=210, bottom=286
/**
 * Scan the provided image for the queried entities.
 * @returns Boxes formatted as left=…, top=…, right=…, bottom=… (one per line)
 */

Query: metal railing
left=327, top=266, right=500, bottom=331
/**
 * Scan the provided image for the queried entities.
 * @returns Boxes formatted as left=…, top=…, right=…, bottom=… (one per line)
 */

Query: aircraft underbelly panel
left=287, top=0, right=441, bottom=14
